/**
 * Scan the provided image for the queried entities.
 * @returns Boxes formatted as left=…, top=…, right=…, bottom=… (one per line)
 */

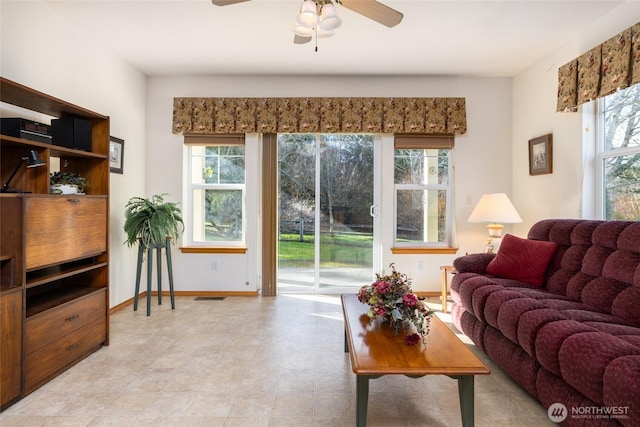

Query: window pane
left=604, top=153, right=640, bottom=220
left=396, top=189, right=447, bottom=243
left=220, top=156, right=245, bottom=184
left=603, top=84, right=640, bottom=150
left=192, top=189, right=243, bottom=242
left=192, top=146, right=245, bottom=185
left=394, top=149, right=448, bottom=185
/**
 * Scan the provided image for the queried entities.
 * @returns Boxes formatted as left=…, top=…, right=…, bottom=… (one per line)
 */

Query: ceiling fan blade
left=211, top=0, right=251, bottom=6
left=338, top=0, right=403, bottom=27
left=294, top=35, right=312, bottom=45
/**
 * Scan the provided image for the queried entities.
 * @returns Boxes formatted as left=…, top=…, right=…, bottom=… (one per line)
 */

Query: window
left=598, top=85, right=640, bottom=220
left=187, top=143, right=246, bottom=245
left=394, top=136, right=453, bottom=247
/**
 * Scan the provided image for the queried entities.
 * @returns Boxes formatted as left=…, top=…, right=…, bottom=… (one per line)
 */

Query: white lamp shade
left=316, top=27, right=335, bottom=38
left=467, top=193, right=522, bottom=224
left=294, top=22, right=314, bottom=37
left=319, top=4, right=342, bottom=30
left=297, top=0, right=318, bottom=27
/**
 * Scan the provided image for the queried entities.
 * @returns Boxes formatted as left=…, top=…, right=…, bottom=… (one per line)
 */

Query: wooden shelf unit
left=0, top=77, right=110, bottom=410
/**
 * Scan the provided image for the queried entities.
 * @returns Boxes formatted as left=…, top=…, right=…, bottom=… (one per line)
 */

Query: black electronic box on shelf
left=52, top=116, right=92, bottom=151
left=0, top=118, right=52, bottom=144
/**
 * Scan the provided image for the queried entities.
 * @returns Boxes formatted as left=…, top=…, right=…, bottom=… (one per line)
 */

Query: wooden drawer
left=25, top=290, right=105, bottom=354
left=24, top=316, right=106, bottom=392
left=24, top=197, right=107, bottom=270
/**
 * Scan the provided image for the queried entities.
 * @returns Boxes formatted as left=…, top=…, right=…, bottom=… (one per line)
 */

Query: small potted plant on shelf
left=124, top=194, right=184, bottom=249
left=50, top=171, right=89, bottom=194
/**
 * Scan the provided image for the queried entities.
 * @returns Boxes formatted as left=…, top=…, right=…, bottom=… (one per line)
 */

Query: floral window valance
left=172, top=97, right=467, bottom=135
left=557, top=21, right=640, bottom=112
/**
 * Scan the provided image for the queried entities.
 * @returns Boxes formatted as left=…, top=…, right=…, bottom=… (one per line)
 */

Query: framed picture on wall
left=528, top=133, right=552, bottom=175
left=109, top=136, right=124, bottom=174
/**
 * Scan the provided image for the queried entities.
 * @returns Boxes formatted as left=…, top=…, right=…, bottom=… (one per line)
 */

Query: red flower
left=405, top=333, right=421, bottom=346
left=357, top=287, right=370, bottom=303
left=402, top=293, right=418, bottom=307
left=374, top=306, right=386, bottom=316
left=374, top=280, right=390, bottom=294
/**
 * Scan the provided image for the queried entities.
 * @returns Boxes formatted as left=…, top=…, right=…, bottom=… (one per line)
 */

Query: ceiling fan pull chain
left=315, top=26, right=318, bottom=52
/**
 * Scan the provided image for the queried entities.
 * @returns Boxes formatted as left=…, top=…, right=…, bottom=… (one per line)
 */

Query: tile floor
left=0, top=294, right=557, bottom=426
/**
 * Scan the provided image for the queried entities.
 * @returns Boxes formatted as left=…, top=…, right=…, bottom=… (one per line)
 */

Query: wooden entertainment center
left=0, top=77, right=110, bottom=409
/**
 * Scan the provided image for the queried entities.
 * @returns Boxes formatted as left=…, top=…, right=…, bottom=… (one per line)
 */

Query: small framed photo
left=109, top=136, right=124, bottom=174
left=529, top=134, right=552, bottom=175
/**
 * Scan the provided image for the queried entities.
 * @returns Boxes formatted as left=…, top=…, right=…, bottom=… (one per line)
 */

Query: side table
left=440, top=265, right=456, bottom=314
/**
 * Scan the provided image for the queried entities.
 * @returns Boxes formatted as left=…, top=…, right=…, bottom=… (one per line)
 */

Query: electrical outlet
left=417, top=260, right=424, bottom=270
left=211, top=260, right=218, bottom=271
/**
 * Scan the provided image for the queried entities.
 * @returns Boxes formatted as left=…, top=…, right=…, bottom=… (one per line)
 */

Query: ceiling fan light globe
left=297, top=11, right=318, bottom=28
left=294, top=23, right=314, bottom=37
left=319, top=15, right=341, bottom=31
left=298, top=0, right=319, bottom=27
left=300, top=0, right=317, bottom=13
left=320, top=3, right=335, bottom=14
left=316, top=27, right=335, bottom=38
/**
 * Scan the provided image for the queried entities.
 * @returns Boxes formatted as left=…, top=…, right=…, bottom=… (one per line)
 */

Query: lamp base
left=486, top=223, right=504, bottom=238
left=0, top=186, right=18, bottom=193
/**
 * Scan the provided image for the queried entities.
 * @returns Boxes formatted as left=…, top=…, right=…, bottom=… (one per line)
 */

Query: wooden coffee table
left=341, top=294, right=490, bottom=427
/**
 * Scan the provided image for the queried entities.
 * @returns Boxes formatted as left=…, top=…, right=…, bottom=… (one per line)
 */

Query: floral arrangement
left=357, top=263, right=434, bottom=346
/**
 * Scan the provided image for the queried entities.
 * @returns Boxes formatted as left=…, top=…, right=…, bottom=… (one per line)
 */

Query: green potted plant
left=50, top=171, right=89, bottom=194
left=124, top=193, right=184, bottom=248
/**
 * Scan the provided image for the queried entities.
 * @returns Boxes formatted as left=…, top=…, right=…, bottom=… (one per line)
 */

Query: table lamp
left=468, top=193, right=522, bottom=253
left=1, top=150, right=47, bottom=193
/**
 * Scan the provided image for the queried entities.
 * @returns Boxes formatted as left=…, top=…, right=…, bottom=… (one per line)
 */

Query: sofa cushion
left=603, top=355, right=640, bottom=426
left=453, top=274, right=498, bottom=319
left=559, top=332, right=640, bottom=404
left=612, top=286, right=640, bottom=325
left=517, top=308, right=567, bottom=358
left=581, top=277, right=632, bottom=316
left=483, top=289, right=528, bottom=329
left=486, top=234, right=558, bottom=286
left=535, top=320, right=597, bottom=376
left=496, top=297, right=547, bottom=344
left=471, top=284, right=504, bottom=323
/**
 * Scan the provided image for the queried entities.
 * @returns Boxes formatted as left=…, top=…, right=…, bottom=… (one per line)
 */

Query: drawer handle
left=67, top=343, right=79, bottom=351
left=65, top=314, right=80, bottom=322
left=67, top=198, right=80, bottom=203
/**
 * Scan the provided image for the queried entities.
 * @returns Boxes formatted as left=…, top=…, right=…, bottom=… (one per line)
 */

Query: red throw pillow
left=486, top=234, right=558, bottom=286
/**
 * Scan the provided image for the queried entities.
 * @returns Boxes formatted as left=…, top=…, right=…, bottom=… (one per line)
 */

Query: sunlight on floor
left=280, top=293, right=344, bottom=306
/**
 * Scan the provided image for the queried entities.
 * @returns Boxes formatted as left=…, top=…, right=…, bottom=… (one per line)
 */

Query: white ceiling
left=42, top=0, right=624, bottom=77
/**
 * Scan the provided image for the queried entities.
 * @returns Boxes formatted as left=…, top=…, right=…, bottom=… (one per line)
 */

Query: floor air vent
left=194, top=296, right=226, bottom=301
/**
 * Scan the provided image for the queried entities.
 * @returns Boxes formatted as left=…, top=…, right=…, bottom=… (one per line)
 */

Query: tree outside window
left=600, top=85, right=640, bottom=220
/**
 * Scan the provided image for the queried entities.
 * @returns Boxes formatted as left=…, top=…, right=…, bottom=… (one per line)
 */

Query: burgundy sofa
left=451, top=219, right=640, bottom=426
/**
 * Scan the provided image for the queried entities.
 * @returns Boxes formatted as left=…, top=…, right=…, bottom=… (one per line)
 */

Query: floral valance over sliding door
left=557, top=22, right=640, bottom=112
left=172, top=97, right=467, bottom=135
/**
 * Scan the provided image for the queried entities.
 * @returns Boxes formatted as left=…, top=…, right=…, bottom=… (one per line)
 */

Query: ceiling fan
left=211, top=0, right=403, bottom=45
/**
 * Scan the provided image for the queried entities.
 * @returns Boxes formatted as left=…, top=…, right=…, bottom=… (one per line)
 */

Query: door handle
left=370, top=205, right=377, bottom=217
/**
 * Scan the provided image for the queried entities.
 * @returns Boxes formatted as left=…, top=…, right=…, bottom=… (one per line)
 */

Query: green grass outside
left=278, top=232, right=373, bottom=268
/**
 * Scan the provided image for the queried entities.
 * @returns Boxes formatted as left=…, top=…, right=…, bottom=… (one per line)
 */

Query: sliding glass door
left=278, top=134, right=378, bottom=293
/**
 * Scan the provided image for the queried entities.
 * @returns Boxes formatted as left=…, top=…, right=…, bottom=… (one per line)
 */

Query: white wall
left=147, top=75, right=513, bottom=292
left=1, top=1, right=147, bottom=307
left=511, top=1, right=640, bottom=237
